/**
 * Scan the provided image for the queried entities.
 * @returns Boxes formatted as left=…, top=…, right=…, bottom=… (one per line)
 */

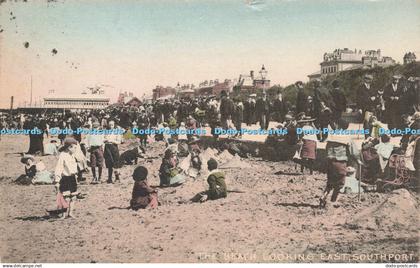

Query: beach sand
left=0, top=135, right=418, bottom=263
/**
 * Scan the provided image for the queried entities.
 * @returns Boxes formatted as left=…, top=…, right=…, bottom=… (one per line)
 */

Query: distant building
left=253, top=65, right=270, bottom=90
left=178, top=89, right=195, bottom=99
left=117, top=91, right=134, bottom=104
left=125, top=97, right=142, bottom=107
left=117, top=91, right=142, bottom=107
left=212, top=80, right=234, bottom=96
left=403, top=52, right=417, bottom=64
left=195, top=79, right=233, bottom=97
left=308, top=48, right=396, bottom=81
left=237, top=65, right=270, bottom=94
left=152, top=86, right=176, bottom=100
left=43, top=94, right=110, bottom=110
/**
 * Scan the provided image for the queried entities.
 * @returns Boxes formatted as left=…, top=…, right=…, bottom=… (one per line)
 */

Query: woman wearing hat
left=54, top=137, right=79, bottom=218
left=19, top=155, right=52, bottom=185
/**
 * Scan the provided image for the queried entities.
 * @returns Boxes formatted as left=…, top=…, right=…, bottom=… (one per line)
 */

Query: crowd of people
left=0, top=73, right=419, bottom=216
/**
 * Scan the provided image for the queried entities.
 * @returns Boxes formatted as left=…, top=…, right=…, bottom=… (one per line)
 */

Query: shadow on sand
left=108, top=206, right=130, bottom=210
left=274, top=170, right=303, bottom=176
left=15, top=215, right=54, bottom=221
left=275, top=202, right=320, bottom=209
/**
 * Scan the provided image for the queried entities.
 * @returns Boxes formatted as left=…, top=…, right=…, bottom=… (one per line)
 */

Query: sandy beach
left=0, top=134, right=418, bottom=263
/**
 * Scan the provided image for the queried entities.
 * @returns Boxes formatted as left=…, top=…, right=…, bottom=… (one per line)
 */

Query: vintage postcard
left=0, top=0, right=419, bottom=266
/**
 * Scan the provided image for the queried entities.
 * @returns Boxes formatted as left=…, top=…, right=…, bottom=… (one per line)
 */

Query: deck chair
left=376, top=154, right=414, bottom=192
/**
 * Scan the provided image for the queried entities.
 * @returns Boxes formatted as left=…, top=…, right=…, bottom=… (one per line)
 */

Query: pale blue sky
left=0, top=0, right=419, bottom=107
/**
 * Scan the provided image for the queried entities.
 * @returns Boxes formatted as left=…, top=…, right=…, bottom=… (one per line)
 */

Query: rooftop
left=44, top=95, right=110, bottom=101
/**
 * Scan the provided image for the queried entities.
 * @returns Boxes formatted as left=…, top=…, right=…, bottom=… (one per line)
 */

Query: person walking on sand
left=86, top=121, right=104, bottom=184
left=104, top=120, right=123, bottom=183
left=54, top=137, right=79, bottom=218
left=319, top=121, right=361, bottom=208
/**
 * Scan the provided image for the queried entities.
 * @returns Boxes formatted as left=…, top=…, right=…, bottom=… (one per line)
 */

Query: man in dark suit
left=401, top=77, right=418, bottom=116
left=384, top=75, right=404, bottom=131
left=256, top=92, right=270, bottom=130
left=329, top=80, right=347, bottom=128
left=272, top=90, right=286, bottom=123
left=295, top=81, right=307, bottom=115
left=356, top=74, right=377, bottom=138
left=243, top=96, right=252, bottom=126
left=312, top=80, right=330, bottom=141
left=219, top=90, right=234, bottom=129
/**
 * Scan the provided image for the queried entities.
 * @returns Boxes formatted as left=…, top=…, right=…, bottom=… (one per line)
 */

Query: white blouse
left=54, top=151, right=78, bottom=183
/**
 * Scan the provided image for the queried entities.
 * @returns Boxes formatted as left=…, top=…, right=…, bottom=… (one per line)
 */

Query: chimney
left=250, top=70, right=254, bottom=79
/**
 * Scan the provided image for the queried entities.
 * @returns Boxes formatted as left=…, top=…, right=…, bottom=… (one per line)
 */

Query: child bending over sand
left=194, top=158, right=227, bottom=203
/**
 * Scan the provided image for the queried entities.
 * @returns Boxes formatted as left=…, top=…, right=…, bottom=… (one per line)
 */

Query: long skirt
left=28, top=134, right=44, bottom=155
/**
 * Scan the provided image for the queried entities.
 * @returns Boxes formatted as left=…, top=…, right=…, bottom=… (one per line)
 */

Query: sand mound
left=346, top=189, right=418, bottom=231
left=216, top=150, right=234, bottom=163
left=220, top=154, right=249, bottom=169
left=200, top=147, right=218, bottom=165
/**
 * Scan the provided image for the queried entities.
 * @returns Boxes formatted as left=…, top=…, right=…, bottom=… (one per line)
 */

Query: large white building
left=43, top=94, right=110, bottom=109
left=308, top=48, right=396, bottom=81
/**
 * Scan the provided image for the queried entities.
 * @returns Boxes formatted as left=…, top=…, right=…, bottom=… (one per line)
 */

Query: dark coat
left=384, top=82, right=404, bottom=128
left=313, top=87, right=325, bottom=118
left=384, top=83, right=404, bottom=110
left=220, top=98, right=234, bottom=118
left=330, top=88, right=347, bottom=114
left=243, top=99, right=256, bottom=124
left=272, top=98, right=286, bottom=121
left=356, top=84, right=377, bottom=112
left=296, top=89, right=307, bottom=114
left=233, top=103, right=244, bottom=127
left=256, top=98, right=270, bottom=116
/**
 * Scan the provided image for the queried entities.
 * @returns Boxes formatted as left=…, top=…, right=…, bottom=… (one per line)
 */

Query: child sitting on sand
left=44, top=139, right=59, bottom=156
left=194, top=158, right=227, bottom=202
left=374, top=134, right=395, bottom=173
left=130, top=166, right=158, bottom=210
left=159, top=149, right=185, bottom=187
left=19, top=155, right=53, bottom=185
